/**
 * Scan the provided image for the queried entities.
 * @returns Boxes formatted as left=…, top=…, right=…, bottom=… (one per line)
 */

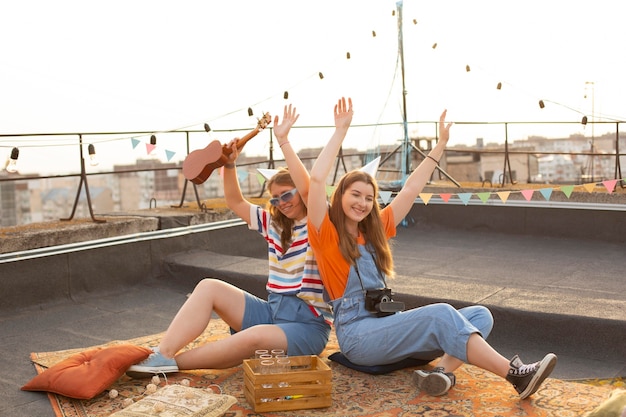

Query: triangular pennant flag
left=131, top=138, right=141, bottom=149
left=238, top=169, right=249, bottom=182
left=146, top=143, right=157, bottom=155
left=560, top=185, right=574, bottom=198
left=165, top=150, right=176, bottom=161
left=325, top=184, right=335, bottom=197
left=477, top=192, right=491, bottom=203
left=439, top=193, right=452, bottom=203
left=256, top=173, right=265, bottom=186
left=359, top=156, right=381, bottom=178
left=539, top=188, right=553, bottom=201
left=257, top=168, right=280, bottom=182
left=457, top=193, right=472, bottom=205
left=521, top=189, right=534, bottom=201
left=379, top=190, right=392, bottom=204
left=602, top=179, right=617, bottom=193
left=496, top=191, right=510, bottom=203
left=582, top=182, right=596, bottom=193
left=419, top=193, right=432, bottom=205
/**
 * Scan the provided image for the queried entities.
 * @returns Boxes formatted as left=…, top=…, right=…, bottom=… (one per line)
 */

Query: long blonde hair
left=266, top=167, right=302, bottom=253
left=329, top=170, right=394, bottom=277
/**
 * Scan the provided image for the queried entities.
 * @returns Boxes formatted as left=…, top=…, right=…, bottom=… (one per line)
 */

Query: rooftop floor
left=1, top=195, right=625, bottom=416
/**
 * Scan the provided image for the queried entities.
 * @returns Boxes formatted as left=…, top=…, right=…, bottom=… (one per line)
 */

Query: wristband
left=224, top=163, right=235, bottom=169
left=279, top=141, right=290, bottom=148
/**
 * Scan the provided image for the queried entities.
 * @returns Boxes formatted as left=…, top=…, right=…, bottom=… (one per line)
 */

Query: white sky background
left=1, top=0, right=625, bottom=175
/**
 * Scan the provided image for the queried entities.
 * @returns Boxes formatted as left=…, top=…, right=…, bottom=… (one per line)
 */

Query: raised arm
left=223, top=139, right=252, bottom=224
left=308, top=97, right=354, bottom=231
left=389, top=109, right=452, bottom=225
left=273, top=104, right=309, bottom=204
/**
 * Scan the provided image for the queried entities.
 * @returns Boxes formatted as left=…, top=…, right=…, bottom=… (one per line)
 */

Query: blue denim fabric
left=330, top=245, right=493, bottom=365
left=240, top=292, right=331, bottom=356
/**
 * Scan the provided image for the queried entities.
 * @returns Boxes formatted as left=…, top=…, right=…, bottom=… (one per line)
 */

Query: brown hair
left=266, top=167, right=303, bottom=253
left=329, top=170, right=394, bottom=277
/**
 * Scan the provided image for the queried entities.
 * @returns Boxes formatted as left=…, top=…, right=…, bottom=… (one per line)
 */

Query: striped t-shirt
left=249, top=205, right=333, bottom=325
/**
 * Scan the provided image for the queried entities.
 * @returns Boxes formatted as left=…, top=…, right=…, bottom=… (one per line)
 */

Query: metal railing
left=1, top=120, right=624, bottom=226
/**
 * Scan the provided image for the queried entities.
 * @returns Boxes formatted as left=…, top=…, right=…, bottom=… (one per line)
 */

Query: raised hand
left=334, top=97, right=353, bottom=130
left=439, top=109, right=453, bottom=146
left=273, top=104, right=300, bottom=143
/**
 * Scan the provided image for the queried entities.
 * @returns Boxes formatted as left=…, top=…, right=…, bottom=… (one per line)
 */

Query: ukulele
left=182, top=113, right=271, bottom=184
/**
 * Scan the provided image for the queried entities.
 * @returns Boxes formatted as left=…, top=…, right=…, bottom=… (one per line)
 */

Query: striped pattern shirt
left=250, top=205, right=333, bottom=325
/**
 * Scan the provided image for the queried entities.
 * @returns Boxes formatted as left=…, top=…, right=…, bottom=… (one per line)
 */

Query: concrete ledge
left=160, top=250, right=268, bottom=297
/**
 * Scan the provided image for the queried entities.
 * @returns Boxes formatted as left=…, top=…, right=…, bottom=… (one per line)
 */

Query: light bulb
left=6, top=147, right=19, bottom=173
left=88, top=144, right=99, bottom=166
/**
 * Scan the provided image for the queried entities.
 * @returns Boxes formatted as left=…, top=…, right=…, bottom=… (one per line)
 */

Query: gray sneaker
left=413, top=367, right=456, bottom=396
left=126, top=347, right=179, bottom=378
left=506, top=353, right=557, bottom=399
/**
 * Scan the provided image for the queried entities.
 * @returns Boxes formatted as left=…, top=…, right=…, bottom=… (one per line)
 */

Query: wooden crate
left=242, top=355, right=332, bottom=412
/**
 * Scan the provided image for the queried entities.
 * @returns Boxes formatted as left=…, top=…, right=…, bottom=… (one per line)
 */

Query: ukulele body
left=182, top=140, right=225, bottom=184
left=182, top=113, right=271, bottom=185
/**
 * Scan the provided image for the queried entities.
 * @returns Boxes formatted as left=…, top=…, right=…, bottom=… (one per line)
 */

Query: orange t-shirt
left=307, top=206, right=396, bottom=300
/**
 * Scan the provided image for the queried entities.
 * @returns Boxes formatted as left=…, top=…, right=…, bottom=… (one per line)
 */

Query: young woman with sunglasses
left=306, top=97, right=557, bottom=399
left=128, top=104, right=336, bottom=375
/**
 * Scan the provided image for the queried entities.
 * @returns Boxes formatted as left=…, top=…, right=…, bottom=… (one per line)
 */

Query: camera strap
left=353, top=245, right=389, bottom=293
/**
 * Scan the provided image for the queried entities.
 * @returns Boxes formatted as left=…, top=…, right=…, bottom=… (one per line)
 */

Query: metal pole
left=396, top=0, right=410, bottom=182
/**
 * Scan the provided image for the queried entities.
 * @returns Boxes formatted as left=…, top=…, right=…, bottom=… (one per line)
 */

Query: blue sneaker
left=126, top=347, right=179, bottom=378
left=413, top=367, right=456, bottom=396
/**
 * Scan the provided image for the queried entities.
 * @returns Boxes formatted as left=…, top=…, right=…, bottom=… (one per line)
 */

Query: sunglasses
left=269, top=188, right=298, bottom=207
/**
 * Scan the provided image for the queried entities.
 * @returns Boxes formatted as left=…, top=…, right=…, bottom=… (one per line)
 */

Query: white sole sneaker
left=413, top=369, right=452, bottom=396
left=518, top=353, right=558, bottom=399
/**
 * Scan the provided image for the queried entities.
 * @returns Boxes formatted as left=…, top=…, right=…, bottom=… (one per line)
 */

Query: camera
left=364, top=288, right=405, bottom=317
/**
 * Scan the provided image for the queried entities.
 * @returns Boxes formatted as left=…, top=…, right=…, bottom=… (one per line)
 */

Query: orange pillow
left=22, top=344, right=152, bottom=400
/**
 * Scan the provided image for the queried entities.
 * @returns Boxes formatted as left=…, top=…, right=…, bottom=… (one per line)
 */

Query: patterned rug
left=29, top=319, right=616, bottom=417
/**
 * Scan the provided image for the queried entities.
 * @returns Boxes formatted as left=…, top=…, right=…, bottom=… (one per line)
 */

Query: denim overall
left=329, top=245, right=494, bottom=366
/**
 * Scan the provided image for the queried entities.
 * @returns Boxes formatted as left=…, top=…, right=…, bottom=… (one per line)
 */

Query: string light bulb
left=432, top=43, right=437, bottom=49
left=497, top=82, right=502, bottom=90
left=372, top=30, right=376, bottom=37
left=248, top=107, right=254, bottom=117
left=318, top=72, right=324, bottom=79
left=346, top=52, right=351, bottom=59
left=150, top=135, right=157, bottom=145
left=465, top=65, right=471, bottom=72
left=87, top=144, right=99, bottom=166
left=538, top=100, right=545, bottom=109
left=283, top=91, right=288, bottom=99
left=204, top=123, right=211, bottom=132
left=581, top=116, right=588, bottom=126
left=6, top=147, right=19, bottom=173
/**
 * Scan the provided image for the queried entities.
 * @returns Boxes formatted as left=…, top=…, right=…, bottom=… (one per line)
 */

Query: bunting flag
left=326, top=184, right=335, bottom=197
left=419, top=193, right=433, bottom=205
left=128, top=137, right=176, bottom=162
left=539, top=188, right=553, bottom=201
left=379, top=190, right=393, bottom=204
left=560, top=185, right=574, bottom=198
left=476, top=192, right=490, bottom=203
left=382, top=178, right=626, bottom=207
left=521, top=189, right=534, bottom=201
left=602, top=179, right=617, bottom=193
left=457, top=193, right=472, bottom=205
left=496, top=191, right=510, bottom=203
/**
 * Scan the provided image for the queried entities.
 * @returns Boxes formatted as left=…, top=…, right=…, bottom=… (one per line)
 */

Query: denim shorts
left=240, top=292, right=331, bottom=356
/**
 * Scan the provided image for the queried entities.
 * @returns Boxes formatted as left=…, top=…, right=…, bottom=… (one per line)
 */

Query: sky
left=1, top=0, right=625, bottom=175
